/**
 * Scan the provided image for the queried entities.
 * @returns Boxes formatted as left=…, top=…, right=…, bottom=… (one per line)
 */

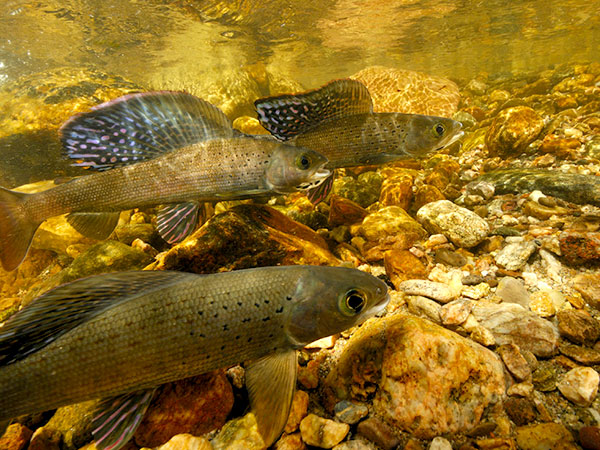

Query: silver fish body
left=0, top=265, right=389, bottom=445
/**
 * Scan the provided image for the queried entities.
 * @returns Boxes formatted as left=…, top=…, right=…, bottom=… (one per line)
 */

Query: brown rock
left=485, top=106, right=545, bottom=157
left=0, top=424, right=33, bottom=450
left=298, top=359, right=320, bottom=390
left=557, top=309, right=600, bottom=344
left=284, top=390, right=310, bottom=434
left=328, top=195, right=369, bottom=228
left=134, top=371, right=234, bottom=448
left=350, top=66, right=460, bottom=116
left=515, top=423, right=575, bottom=450
left=497, top=344, right=532, bottom=381
left=559, top=232, right=600, bottom=265
left=275, top=432, right=306, bottom=450
left=355, top=417, right=401, bottom=450
left=538, top=134, right=581, bottom=158
left=383, top=249, right=428, bottom=289
left=579, top=426, right=600, bottom=450
left=572, top=273, right=600, bottom=310
left=504, top=397, right=536, bottom=426
left=154, top=204, right=339, bottom=273
left=559, top=344, right=600, bottom=365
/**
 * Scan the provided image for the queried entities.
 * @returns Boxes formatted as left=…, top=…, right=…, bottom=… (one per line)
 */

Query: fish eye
left=295, top=153, right=312, bottom=170
left=339, top=289, right=366, bottom=316
left=433, top=123, right=446, bottom=137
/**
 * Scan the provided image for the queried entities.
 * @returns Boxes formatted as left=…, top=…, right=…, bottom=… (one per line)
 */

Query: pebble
left=333, top=400, right=369, bottom=425
left=515, top=423, right=576, bottom=450
left=497, top=343, right=532, bottom=381
left=572, top=273, right=600, bottom=310
left=211, top=413, right=265, bottom=450
left=507, top=381, right=535, bottom=397
left=275, top=432, right=307, bottom=450
left=495, top=277, right=531, bottom=308
left=299, top=414, right=349, bottom=449
left=484, top=106, right=545, bottom=157
left=0, top=423, right=33, bottom=450
left=407, top=295, right=442, bottom=323
left=417, top=200, right=491, bottom=248
left=495, top=241, right=538, bottom=271
left=504, top=397, right=537, bottom=425
left=529, top=290, right=556, bottom=317
left=557, top=367, right=599, bottom=406
left=559, top=343, right=600, bottom=365
left=556, top=309, right=600, bottom=344
left=466, top=180, right=495, bottom=199
left=151, top=434, right=213, bottom=450
left=471, top=302, right=559, bottom=357
left=429, top=437, right=453, bottom=450
left=356, top=417, right=401, bottom=450
left=285, top=390, right=310, bottom=433
left=461, top=282, right=491, bottom=299
left=440, top=299, right=473, bottom=325
left=333, top=439, right=379, bottom=450
left=399, top=279, right=456, bottom=304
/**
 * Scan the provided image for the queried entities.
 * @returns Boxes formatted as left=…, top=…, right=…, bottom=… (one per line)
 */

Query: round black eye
left=296, top=154, right=311, bottom=170
left=345, top=290, right=365, bottom=314
left=434, top=123, right=446, bottom=136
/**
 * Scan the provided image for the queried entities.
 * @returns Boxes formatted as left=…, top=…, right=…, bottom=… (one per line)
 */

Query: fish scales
left=25, top=138, right=288, bottom=222
left=0, top=269, right=298, bottom=420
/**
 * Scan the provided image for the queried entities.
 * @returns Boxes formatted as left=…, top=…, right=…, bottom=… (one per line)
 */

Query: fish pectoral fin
left=93, top=388, right=156, bottom=450
left=66, top=212, right=121, bottom=240
left=306, top=173, right=334, bottom=205
left=245, top=349, right=298, bottom=447
left=255, top=79, right=373, bottom=140
left=156, top=202, right=201, bottom=244
left=358, top=153, right=404, bottom=165
left=60, top=91, right=234, bottom=171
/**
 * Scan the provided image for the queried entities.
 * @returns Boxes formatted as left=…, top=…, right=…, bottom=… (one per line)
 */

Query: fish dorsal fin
left=66, top=211, right=121, bottom=240
left=254, top=79, right=373, bottom=140
left=93, top=388, right=157, bottom=450
left=0, top=271, right=194, bottom=366
left=245, top=349, right=297, bottom=446
left=60, top=91, right=234, bottom=171
left=156, top=202, right=201, bottom=244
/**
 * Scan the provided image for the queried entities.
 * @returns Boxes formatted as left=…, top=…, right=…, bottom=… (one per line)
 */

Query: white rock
left=429, top=436, right=453, bottom=450
left=557, top=367, right=599, bottom=407
left=300, top=414, right=349, bottom=448
left=399, top=280, right=455, bottom=304
left=440, top=299, right=473, bottom=326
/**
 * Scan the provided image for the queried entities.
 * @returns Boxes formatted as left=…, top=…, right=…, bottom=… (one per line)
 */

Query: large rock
left=477, top=169, right=600, bottom=207
left=324, top=314, right=506, bottom=439
left=154, top=204, right=339, bottom=273
left=350, top=66, right=460, bottom=117
left=471, top=302, right=559, bottom=357
left=485, top=106, right=544, bottom=157
left=416, top=200, right=490, bottom=248
left=135, top=371, right=233, bottom=448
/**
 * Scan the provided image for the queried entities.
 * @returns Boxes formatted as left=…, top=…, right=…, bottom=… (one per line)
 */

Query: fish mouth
left=436, top=128, right=464, bottom=151
left=296, top=168, right=331, bottom=191
left=368, top=291, right=391, bottom=318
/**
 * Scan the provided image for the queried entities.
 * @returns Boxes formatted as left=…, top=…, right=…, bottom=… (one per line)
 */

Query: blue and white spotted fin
left=156, top=202, right=200, bottom=244
left=93, top=388, right=156, bottom=450
left=60, top=91, right=234, bottom=171
left=254, top=79, right=373, bottom=141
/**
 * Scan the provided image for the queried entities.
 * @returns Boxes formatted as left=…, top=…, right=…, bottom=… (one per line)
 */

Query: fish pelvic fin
left=245, top=349, right=297, bottom=447
left=60, top=91, right=235, bottom=171
left=67, top=212, right=120, bottom=240
left=255, top=79, right=373, bottom=140
left=156, top=202, right=201, bottom=244
left=93, top=388, right=156, bottom=450
left=0, top=187, right=40, bottom=271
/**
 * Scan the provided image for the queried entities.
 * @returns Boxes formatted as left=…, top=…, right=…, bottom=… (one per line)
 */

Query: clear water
left=0, top=0, right=598, bottom=88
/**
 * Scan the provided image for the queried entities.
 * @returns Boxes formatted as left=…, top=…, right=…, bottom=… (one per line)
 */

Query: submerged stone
left=299, top=414, right=349, bottom=449
left=485, top=106, right=544, bottom=157
left=325, top=314, right=505, bottom=440
left=478, top=169, right=600, bottom=206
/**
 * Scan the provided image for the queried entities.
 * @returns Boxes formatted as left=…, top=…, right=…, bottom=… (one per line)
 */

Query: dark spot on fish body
left=286, top=296, right=292, bottom=301
left=268, top=333, right=274, bottom=338
left=222, top=305, right=228, bottom=310
left=198, top=311, right=204, bottom=316
left=248, top=337, right=253, bottom=343
left=235, top=335, right=241, bottom=340
left=275, top=306, right=284, bottom=314
left=223, top=324, right=229, bottom=331
left=214, top=313, right=219, bottom=318
left=262, top=316, right=271, bottom=322
left=237, top=301, right=243, bottom=306
left=264, top=299, right=270, bottom=304
left=242, top=318, right=251, bottom=323
left=221, top=345, right=226, bottom=350
left=254, top=302, right=260, bottom=308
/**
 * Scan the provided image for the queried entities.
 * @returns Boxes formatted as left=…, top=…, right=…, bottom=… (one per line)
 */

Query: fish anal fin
left=156, top=202, right=200, bottom=244
left=66, top=212, right=121, bottom=240
left=255, top=79, right=373, bottom=140
left=60, top=91, right=234, bottom=171
left=245, top=350, right=297, bottom=447
left=93, top=388, right=156, bottom=450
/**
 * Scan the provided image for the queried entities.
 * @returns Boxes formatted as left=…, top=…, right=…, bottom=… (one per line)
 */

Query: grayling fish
left=255, top=79, right=464, bottom=203
left=0, top=265, right=389, bottom=449
left=0, top=92, right=330, bottom=271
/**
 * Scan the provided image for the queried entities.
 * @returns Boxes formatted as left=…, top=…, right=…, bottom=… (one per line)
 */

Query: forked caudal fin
left=0, top=187, right=41, bottom=271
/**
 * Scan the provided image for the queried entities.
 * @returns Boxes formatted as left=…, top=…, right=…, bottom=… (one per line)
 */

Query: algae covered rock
left=325, top=314, right=505, bottom=439
left=154, top=204, right=339, bottom=273
left=350, top=66, right=460, bottom=116
left=485, top=106, right=544, bottom=157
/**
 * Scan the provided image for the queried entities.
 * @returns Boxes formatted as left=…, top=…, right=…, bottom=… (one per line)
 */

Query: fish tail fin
left=0, top=187, right=40, bottom=271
